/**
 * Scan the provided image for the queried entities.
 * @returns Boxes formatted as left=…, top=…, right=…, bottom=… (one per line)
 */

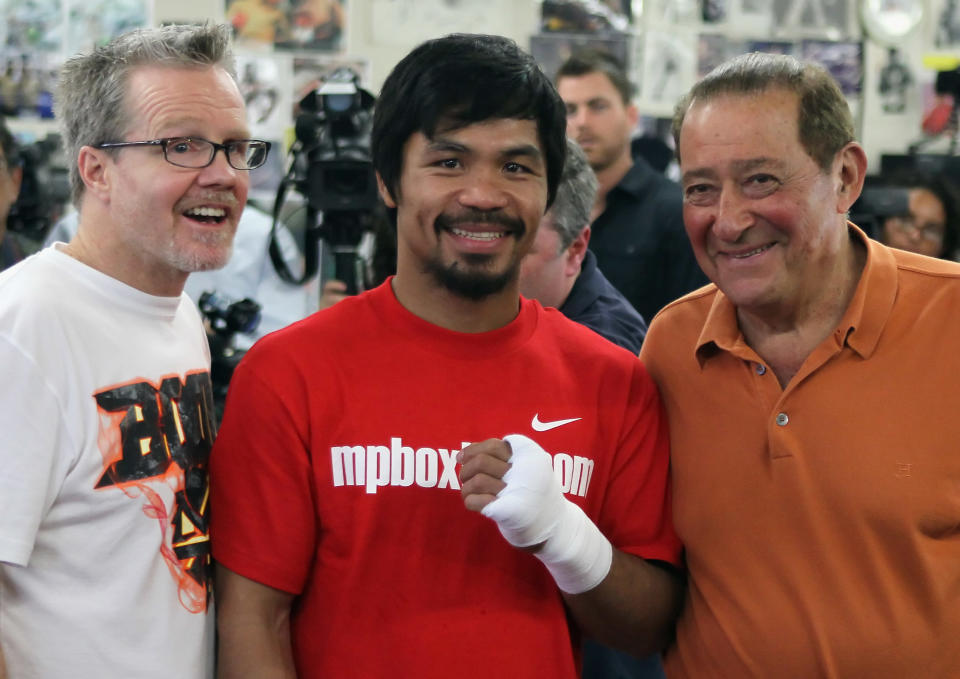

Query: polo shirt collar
left=611, top=157, right=657, bottom=201
left=559, top=249, right=600, bottom=319
left=694, top=223, right=897, bottom=367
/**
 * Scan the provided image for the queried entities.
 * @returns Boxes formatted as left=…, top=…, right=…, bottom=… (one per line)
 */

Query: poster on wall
left=748, top=39, right=794, bottom=54
left=876, top=46, right=914, bottom=114
left=226, top=0, right=346, bottom=52
left=935, top=0, right=960, bottom=47
left=370, top=0, right=512, bottom=48
left=701, top=0, right=727, bottom=24
left=3, top=0, right=63, bottom=52
left=530, top=32, right=630, bottom=81
left=0, top=51, right=58, bottom=118
left=645, top=0, right=701, bottom=25
left=66, top=0, right=150, bottom=54
left=236, top=53, right=293, bottom=132
left=772, top=0, right=850, bottom=38
left=1, top=0, right=63, bottom=118
left=802, top=39, right=862, bottom=95
left=726, top=0, right=775, bottom=34
left=540, top=0, right=631, bottom=33
left=697, top=33, right=746, bottom=77
left=235, top=54, right=294, bottom=201
left=641, top=29, right=697, bottom=107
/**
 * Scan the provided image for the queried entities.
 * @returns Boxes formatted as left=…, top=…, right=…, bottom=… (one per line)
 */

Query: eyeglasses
left=93, top=137, right=271, bottom=170
left=885, top=214, right=946, bottom=244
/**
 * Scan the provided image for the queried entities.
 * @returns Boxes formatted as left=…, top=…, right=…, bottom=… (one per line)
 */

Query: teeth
left=733, top=244, right=772, bottom=259
left=451, top=228, right=505, bottom=241
left=186, top=206, right=226, bottom=218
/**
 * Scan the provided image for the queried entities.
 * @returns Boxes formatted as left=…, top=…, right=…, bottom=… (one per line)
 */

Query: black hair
left=372, top=33, right=566, bottom=210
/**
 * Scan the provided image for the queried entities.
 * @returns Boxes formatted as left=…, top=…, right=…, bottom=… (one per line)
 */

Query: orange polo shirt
left=641, top=227, right=960, bottom=678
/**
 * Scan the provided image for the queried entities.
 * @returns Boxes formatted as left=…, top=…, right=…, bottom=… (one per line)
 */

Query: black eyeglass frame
left=92, top=137, right=272, bottom=170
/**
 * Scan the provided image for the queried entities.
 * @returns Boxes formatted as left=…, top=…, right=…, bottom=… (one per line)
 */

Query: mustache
left=175, top=192, right=242, bottom=211
left=435, top=209, right=524, bottom=234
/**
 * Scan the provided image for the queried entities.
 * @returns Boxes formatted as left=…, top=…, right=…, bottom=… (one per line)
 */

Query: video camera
left=270, top=67, right=381, bottom=294
left=296, top=67, right=378, bottom=213
left=197, top=291, right=261, bottom=422
left=8, top=132, right=70, bottom=242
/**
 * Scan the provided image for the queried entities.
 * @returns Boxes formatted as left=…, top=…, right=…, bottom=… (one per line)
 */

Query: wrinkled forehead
left=680, top=89, right=803, bottom=154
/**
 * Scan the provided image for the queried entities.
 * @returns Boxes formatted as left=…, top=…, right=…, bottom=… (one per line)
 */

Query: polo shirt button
left=776, top=412, right=789, bottom=426
left=755, top=363, right=767, bottom=375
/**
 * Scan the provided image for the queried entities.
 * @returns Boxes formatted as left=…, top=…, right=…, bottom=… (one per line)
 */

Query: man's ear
left=376, top=172, right=397, bottom=208
left=626, top=102, right=640, bottom=131
left=564, top=225, right=590, bottom=277
left=76, top=146, right=112, bottom=202
left=835, top=142, right=868, bottom=214
left=8, top=164, right=22, bottom=196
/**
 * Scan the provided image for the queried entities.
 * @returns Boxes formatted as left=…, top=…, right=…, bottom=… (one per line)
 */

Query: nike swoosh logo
left=531, top=414, right=582, bottom=432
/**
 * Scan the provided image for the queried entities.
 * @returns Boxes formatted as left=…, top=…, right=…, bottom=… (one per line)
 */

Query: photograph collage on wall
left=0, top=0, right=150, bottom=120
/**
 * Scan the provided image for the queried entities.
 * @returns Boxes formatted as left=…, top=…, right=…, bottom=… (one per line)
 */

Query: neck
left=555, top=272, right=580, bottom=310
left=591, top=151, right=633, bottom=221
left=62, top=209, right=187, bottom=297
left=390, top=272, right=522, bottom=334
left=738, top=231, right=866, bottom=387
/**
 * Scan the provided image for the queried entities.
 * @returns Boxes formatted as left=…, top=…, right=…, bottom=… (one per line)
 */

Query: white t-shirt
left=0, top=246, right=214, bottom=678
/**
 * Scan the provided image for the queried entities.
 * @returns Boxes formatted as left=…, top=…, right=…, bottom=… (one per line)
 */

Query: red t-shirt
left=211, top=280, right=680, bottom=678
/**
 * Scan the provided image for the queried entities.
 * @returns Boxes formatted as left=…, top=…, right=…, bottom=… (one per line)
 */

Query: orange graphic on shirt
left=94, top=371, right=216, bottom=613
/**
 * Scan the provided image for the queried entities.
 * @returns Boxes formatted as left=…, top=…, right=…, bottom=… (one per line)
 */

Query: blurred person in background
left=876, top=172, right=958, bottom=260
left=0, top=117, right=24, bottom=270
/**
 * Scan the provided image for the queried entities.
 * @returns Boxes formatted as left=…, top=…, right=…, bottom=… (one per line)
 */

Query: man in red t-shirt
left=211, top=33, right=682, bottom=679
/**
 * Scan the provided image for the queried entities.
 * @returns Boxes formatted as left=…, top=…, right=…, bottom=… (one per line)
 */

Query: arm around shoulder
left=215, top=564, right=298, bottom=679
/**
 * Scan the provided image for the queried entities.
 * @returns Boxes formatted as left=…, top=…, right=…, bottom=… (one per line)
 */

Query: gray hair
left=54, top=22, right=237, bottom=206
left=545, top=138, right=598, bottom=252
left=672, top=52, right=854, bottom=171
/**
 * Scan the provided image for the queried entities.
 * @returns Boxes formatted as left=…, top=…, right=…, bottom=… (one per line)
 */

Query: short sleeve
left=209, top=353, right=317, bottom=594
left=595, top=359, right=682, bottom=567
left=0, top=335, right=72, bottom=566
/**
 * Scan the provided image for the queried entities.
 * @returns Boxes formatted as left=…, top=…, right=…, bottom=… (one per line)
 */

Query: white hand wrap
left=480, top=434, right=613, bottom=594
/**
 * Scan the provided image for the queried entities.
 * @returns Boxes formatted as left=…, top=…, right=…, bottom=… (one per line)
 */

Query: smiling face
left=678, top=88, right=860, bottom=319
left=98, top=64, right=249, bottom=293
left=383, top=117, right=548, bottom=302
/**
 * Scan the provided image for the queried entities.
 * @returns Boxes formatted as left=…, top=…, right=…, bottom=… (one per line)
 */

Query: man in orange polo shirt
left=641, top=52, right=960, bottom=678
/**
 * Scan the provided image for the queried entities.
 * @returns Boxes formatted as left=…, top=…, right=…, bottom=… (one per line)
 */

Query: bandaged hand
left=468, top=434, right=613, bottom=594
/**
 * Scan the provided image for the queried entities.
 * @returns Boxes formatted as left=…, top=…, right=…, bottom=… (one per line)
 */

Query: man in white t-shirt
left=0, top=23, right=270, bottom=678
